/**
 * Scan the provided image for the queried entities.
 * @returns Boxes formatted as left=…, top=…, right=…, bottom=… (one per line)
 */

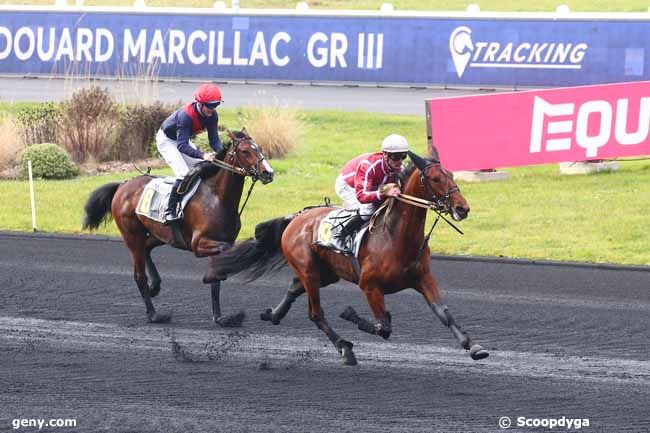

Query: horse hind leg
left=261, top=277, right=306, bottom=325
left=144, top=237, right=164, bottom=298
left=302, top=276, right=357, bottom=366
left=123, top=230, right=171, bottom=324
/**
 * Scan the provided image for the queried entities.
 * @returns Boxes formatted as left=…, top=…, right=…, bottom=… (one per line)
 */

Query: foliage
left=58, top=86, right=119, bottom=163
left=15, top=102, right=61, bottom=147
left=109, top=102, right=175, bottom=161
left=17, top=143, right=79, bottom=180
left=2, top=108, right=650, bottom=265
left=238, top=104, right=305, bottom=159
left=0, top=114, right=23, bottom=170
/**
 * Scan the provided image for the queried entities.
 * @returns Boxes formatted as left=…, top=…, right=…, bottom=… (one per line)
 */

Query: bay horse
left=82, top=129, right=274, bottom=326
left=210, top=148, right=489, bottom=365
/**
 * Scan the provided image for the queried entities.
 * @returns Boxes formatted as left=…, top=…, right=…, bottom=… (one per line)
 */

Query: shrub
left=58, top=86, right=119, bottom=163
left=238, top=104, right=305, bottom=159
left=0, top=114, right=23, bottom=170
left=18, top=143, right=79, bottom=180
left=192, top=124, right=233, bottom=154
left=15, top=102, right=61, bottom=146
left=108, top=102, right=175, bottom=161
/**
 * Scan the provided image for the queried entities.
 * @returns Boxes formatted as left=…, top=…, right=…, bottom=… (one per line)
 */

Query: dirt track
left=1, top=232, right=650, bottom=432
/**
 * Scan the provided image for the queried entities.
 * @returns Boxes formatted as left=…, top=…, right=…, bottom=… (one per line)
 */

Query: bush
left=15, top=102, right=61, bottom=146
left=108, top=102, right=176, bottom=161
left=0, top=114, right=23, bottom=170
left=58, top=86, right=119, bottom=163
left=18, top=143, right=79, bottom=180
left=238, top=104, right=305, bottom=159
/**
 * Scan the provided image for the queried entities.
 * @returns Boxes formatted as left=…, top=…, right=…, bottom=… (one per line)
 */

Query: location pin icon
left=449, top=26, right=474, bottom=78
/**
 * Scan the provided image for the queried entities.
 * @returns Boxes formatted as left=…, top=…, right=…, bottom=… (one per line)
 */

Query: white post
left=28, top=160, right=37, bottom=232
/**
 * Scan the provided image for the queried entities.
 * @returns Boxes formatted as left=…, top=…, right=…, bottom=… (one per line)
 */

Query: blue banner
left=0, top=9, right=647, bottom=87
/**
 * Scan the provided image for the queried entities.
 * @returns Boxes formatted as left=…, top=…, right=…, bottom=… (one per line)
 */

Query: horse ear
left=407, top=151, right=428, bottom=172
left=227, top=129, right=236, bottom=140
left=428, top=144, right=440, bottom=162
left=241, top=126, right=249, bottom=137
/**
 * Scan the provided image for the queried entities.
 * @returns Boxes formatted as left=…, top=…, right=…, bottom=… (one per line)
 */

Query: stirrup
left=163, top=207, right=182, bottom=225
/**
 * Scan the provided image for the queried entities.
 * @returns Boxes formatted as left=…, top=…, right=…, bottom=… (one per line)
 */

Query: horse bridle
left=226, top=136, right=268, bottom=181
left=420, top=160, right=460, bottom=214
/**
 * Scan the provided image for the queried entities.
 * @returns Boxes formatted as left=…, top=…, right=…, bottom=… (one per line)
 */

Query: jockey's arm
left=206, top=112, right=223, bottom=153
left=176, top=115, right=205, bottom=160
left=354, top=162, right=382, bottom=204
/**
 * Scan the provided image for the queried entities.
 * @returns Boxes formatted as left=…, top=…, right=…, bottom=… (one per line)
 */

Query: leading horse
left=210, top=148, right=489, bottom=364
left=83, top=129, right=274, bottom=326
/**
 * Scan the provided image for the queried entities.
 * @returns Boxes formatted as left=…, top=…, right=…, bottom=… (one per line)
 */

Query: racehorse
left=82, top=128, right=274, bottom=326
left=210, top=148, right=489, bottom=365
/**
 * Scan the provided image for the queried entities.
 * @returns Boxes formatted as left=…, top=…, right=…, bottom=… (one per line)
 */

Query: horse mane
left=399, top=155, right=438, bottom=185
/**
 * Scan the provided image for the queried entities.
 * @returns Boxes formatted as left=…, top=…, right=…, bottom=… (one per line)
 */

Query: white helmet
left=381, top=134, right=409, bottom=153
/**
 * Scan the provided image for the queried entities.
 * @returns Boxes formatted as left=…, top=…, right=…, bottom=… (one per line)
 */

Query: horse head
left=226, top=128, right=275, bottom=184
left=408, top=149, right=469, bottom=221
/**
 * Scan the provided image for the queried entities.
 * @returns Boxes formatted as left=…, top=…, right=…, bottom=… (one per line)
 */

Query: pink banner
left=426, top=81, right=650, bottom=171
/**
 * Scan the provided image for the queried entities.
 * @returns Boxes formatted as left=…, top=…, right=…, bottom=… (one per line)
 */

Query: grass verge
left=1, top=106, right=649, bottom=265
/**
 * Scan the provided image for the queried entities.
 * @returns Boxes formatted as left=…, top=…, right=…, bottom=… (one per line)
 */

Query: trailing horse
left=211, top=148, right=488, bottom=365
left=83, top=129, right=274, bottom=326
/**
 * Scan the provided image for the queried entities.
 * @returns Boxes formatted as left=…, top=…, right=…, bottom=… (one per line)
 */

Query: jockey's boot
left=335, top=213, right=364, bottom=241
left=163, top=181, right=183, bottom=225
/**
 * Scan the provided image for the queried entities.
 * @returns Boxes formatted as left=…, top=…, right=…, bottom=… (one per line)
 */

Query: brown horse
left=82, top=129, right=274, bottom=326
left=210, top=148, right=488, bottom=365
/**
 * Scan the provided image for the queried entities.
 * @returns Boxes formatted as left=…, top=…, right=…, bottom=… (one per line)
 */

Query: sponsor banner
left=0, top=10, right=648, bottom=86
left=426, top=81, right=650, bottom=171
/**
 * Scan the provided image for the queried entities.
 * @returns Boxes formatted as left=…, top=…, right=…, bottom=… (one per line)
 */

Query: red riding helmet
left=194, top=83, right=222, bottom=104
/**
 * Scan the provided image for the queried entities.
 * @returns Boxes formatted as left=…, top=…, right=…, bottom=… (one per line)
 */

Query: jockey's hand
left=202, top=152, right=216, bottom=162
left=382, top=185, right=401, bottom=198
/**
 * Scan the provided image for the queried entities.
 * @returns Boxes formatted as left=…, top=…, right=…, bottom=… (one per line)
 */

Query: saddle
left=315, top=208, right=369, bottom=257
left=135, top=177, right=202, bottom=223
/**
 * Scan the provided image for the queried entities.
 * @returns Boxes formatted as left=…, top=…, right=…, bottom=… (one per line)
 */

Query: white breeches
left=334, top=175, right=377, bottom=220
left=156, top=129, right=203, bottom=180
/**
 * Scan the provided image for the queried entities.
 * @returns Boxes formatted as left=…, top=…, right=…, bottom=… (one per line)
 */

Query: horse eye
left=432, top=176, right=441, bottom=183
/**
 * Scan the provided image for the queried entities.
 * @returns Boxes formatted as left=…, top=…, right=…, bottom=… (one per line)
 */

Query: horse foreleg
left=261, top=277, right=305, bottom=325
left=417, top=274, right=488, bottom=360
left=210, top=281, right=245, bottom=327
left=193, top=238, right=232, bottom=258
left=341, top=285, right=392, bottom=339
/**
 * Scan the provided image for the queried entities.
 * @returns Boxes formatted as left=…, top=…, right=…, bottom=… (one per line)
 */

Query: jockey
left=156, top=83, right=223, bottom=224
left=334, top=134, right=409, bottom=240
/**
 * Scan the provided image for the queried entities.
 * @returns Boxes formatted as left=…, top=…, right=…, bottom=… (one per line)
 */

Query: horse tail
left=82, top=182, right=121, bottom=230
left=214, top=215, right=294, bottom=281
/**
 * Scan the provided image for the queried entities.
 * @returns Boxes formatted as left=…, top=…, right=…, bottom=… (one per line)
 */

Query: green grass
left=2, top=105, right=650, bottom=266
left=1, top=0, right=648, bottom=12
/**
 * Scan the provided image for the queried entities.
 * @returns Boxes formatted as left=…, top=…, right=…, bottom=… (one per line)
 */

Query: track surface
left=0, top=76, right=496, bottom=115
left=1, top=232, right=649, bottom=432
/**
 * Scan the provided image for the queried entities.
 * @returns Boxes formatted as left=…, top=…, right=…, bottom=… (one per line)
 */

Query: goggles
left=204, top=101, right=221, bottom=109
left=386, top=152, right=407, bottom=161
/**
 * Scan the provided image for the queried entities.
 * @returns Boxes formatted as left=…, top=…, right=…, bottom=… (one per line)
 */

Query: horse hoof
left=341, top=347, right=358, bottom=366
left=335, top=339, right=358, bottom=366
left=148, top=311, right=172, bottom=323
left=215, top=311, right=245, bottom=327
left=148, top=283, right=161, bottom=298
left=260, top=308, right=273, bottom=321
left=469, top=344, right=489, bottom=360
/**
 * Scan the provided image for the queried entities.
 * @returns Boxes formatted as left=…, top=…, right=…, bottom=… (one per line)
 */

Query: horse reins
left=216, top=135, right=269, bottom=216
